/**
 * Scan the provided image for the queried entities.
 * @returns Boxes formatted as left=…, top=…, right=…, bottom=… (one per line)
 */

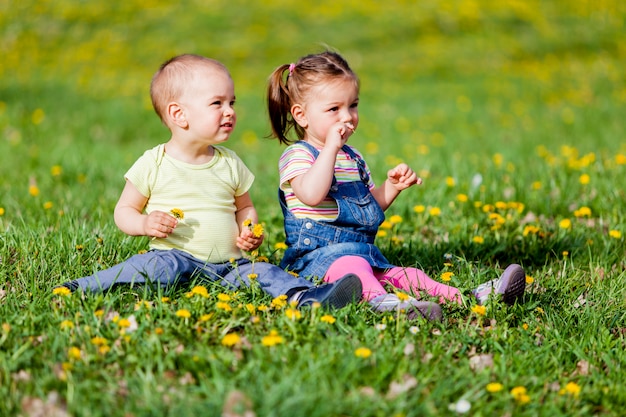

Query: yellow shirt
left=125, top=144, right=254, bottom=263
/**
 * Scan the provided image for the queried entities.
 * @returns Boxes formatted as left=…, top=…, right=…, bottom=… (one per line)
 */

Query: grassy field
left=1, top=1, right=625, bottom=416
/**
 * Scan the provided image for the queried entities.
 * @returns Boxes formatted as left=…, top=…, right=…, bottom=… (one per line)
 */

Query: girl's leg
left=324, top=255, right=386, bottom=301
left=377, top=266, right=463, bottom=305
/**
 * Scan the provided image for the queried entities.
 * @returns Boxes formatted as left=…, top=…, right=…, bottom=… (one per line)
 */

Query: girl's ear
left=291, top=104, right=308, bottom=128
left=167, top=102, right=188, bottom=128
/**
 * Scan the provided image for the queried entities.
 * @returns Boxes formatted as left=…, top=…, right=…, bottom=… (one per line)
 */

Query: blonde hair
left=266, top=51, right=359, bottom=145
left=150, top=54, right=230, bottom=124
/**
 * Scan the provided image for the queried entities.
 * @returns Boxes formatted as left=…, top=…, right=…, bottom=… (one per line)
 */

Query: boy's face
left=176, top=65, right=236, bottom=145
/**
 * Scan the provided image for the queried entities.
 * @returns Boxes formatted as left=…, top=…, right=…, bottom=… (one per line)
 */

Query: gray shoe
left=369, top=293, right=443, bottom=322
left=472, top=264, right=526, bottom=306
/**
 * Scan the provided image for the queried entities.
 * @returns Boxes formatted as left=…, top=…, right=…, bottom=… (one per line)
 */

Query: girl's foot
left=472, top=264, right=526, bottom=305
left=369, top=293, right=443, bottom=322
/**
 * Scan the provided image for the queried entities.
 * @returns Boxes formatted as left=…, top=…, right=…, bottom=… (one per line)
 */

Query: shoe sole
left=405, top=301, right=443, bottom=322
left=321, top=273, right=363, bottom=309
left=497, top=264, right=526, bottom=305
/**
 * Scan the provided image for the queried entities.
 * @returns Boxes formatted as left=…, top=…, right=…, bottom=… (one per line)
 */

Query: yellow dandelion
left=525, top=275, right=534, bottom=284
left=472, top=236, right=484, bottom=244
left=456, top=193, right=468, bottom=202
left=60, top=320, right=74, bottom=330
left=531, top=181, right=542, bottom=190
left=68, top=347, right=82, bottom=360
left=389, top=214, right=403, bottom=224
left=609, top=230, right=622, bottom=239
left=51, top=165, right=62, bottom=176
left=217, top=293, right=232, bottom=302
left=199, top=314, right=213, bottom=322
left=579, top=174, right=590, bottom=185
left=395, top=292, right=410, bottom=301
left=2, top=323, right=11, bottom=333
left=510, top=386, right=530, bottom=404
left=562, top=251, right=569, bottom=257
left=429, top=207, right=441, bottom=216
left=441, top=271, right=454, bottom=282
left=559, top=382, right=581, bottom=397
left=117, top=318, right=131, bottom=328
left=486, top=382, right=504, bottom=393
left=380, top=220, right=393, bottom=229
left=445, top=176, right=455, bottom=187
left=271, top=295, right=288, bottom=309
left=495, top=201, right=507, bottom=210
left=0, top=207, right=4, bottom=216
left=189, top=286, right=209, bottom=298
left=522, top=323, right=529, bottom=330
left=285, top=308, right=302, bottom=320
left=274, top=242, right=288, bottom=250
left=94, top=309, right=104, bottom=318
left=248, top=273, right=258, bottom=280
left=216, top=302, right=232, bottom=311
left=134, top=300, right=152, bottom=310
left=413, top=205, right=425, bottom=213
left=91, top=336, right=108, bottom=346
left=170, top=208, right=184, bottom=219
left=175, top=309, right=191, bottom=318
left=161, top=297, right=170, bottom=303
left=573, top=206, right=591, bottom=217
left=471, top=305, right=486, bottom=316
left=242, top=218, right=253, bottom=228
left=252, top=223, right=264, bottom=238
left=221, top=333, right=241, bottom=347
left=355, top=347, right=372, bottom=358
left=320, top=314, right=336, bottom=324
left=523, top=225, right=540, bottom=236
left=52, top=286, right=72, bottom=296
left=493, top=153, right=503, bottom=166
left=262, top=330, right=284, bottom=347
left=559, top=219, right=572, bottom=229
left=29, top=184, right=40, bottom=197
left=43, top=201, right=53, bottom=210
left=377, top=230, right=388, bottom=238
left=154, top=327, right=164, bottom=335
left=99, top=345, right=111, bottom=355
left=616, top=154, right=626, bottom=165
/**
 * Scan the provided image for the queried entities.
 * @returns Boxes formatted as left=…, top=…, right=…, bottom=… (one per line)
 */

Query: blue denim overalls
left=279, top=141, right=395, bottom=280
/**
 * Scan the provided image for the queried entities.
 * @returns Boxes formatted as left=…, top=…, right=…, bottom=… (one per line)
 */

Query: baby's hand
left=237, top=228, right=264, bottom=252
left=387, top=163, right=420, bottom=191
left=326, top=121, right=356, bottom=150
left=144, top=210, right=178, bottom=238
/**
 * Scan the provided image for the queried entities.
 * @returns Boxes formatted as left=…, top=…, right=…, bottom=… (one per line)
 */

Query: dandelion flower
left=117, top=318, right=131, bottom=328
left=216, top=302, right=232, bottom=311
left=51, top=165, right=62, bottom=176
left=413, top=205, right=425, bottom=214
left=559, top=381, right=581, bottom=397
left=247, top=273, right=258, bottom=280
left=429, top=207, right=441, bottom=216
left=355, top=347, right=372, bottom=358
left=285, top=308, right=301, bottom=320
left=60, top=320, right=74, bottom=330
left=271, top=295, right=288, bottom=309
left=43, top=201, right=53, bottom=210
left=510, top=386, right=530, bottom=404
left=441, top=272, right=454, bottom=282
left=395, top=292, right=409, bottom=301
left=29, top=184, right=40, bottom=197
left=525, top=275, right=534, bottom=284
left=0, top=207, right=4, bottom=216
left=573, top=206, right=591, bottom=217
left=472, top=236, right=484, bottom=244
left=579, top=174, right=590, bottom=185
left=176, top=309, right=191, bottom=319
left=457, top=193, right=468, bottom=202
left=559, top=219, right=572, bottom=229
left=52, top=287, right=72, bottom=296
left=389, top=214, right=403, bottom=224
left=471, top=305, right=486, bottom=316
left=68, top=347, right=82, bottom=360
left=252, top=223, right=264, bottom=238
left=320, top=315, right=336, bottom=324
left=242, top=218, right=253, bottom=228
left=170, top=208, right=184, bottom=219
left=189, top=286, right=209, bottom=298
left=274, top=242, right=288, bottom=250
left=445, top=176, right=455, bottom=187
left=91, top=336, right=108, bottom=346
left=262, top=330, right=284, bottom=347
left=217, top=293, right=232, bottom=302
left=609, top=230, right=622, bottom=239
left=377, top=230, right=388, bottom=238
left=486, top=382, right=503, bottom=393
left=221, top=333, right=241, bottom=347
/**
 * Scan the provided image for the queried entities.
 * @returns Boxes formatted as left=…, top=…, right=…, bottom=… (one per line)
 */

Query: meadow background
left=1, top=0, right=625, bottom=416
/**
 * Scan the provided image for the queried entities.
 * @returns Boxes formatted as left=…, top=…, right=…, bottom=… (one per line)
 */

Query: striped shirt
left=279, top=142, right=375, bottom=220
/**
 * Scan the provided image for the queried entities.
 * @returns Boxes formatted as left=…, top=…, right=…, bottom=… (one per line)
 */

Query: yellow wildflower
left=429, top=207, right=441, bottom=216
left=261, top=330, right=284, bottom=347
left=216, top=302, right=232, bottom=311
left=217, top=293, right=232, bottom=302
left=486, top=382, right=503, bottom=393
left=274, top=242, right=288, bottom=250
left=221, top=333, right=241, bottom=347
left=525, top=276, right=534, bottom=284
left=91, top=336, right=108, bottom=346
left=68, top=347, right=82, bottom=361
left=175, top=309, right=191, bottom=318
left=189, top=286, right=209, bottom=298
left=170, top=208, right=184, bottom=220
left=471, top=305, right=486, bottom=316
left=252, top=223, right=264, bottom=238
left=609, top=230, right=622, bottom=239
left=285, top=308, right=302, bottom=320
left=320, top=315, right=336, bottom=324
left=395, top=292, right=409, bottom=301
left=271, top=295, right=288, bottom=309
left=456, top=193, right=468, bottom=202
left=573, top=206, right=591, bottom=217
left=559, top=219, right=572, bottom=229
left=510, top=386, right=530, bottom=404
left=60, top=320, right=74, bottom=330
left=413, top=205, right=425, bottom=213
left=441, top=272, right=454, bottom=282
left=52, top=287, right=72, bottom=296
left=248, top=273, right=258, bottom=280
left=354, top=347, right=372, bottom=358
left=472, top=236, right=484, bottom=244
left=559, top=382, right=581, bottom=397
left=389, top=214, right=403, bottom=224
left=579, top=174, right=590, bottom=185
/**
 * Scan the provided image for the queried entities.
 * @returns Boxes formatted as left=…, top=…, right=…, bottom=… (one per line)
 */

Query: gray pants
left=65, top=248, right=312, bottom=298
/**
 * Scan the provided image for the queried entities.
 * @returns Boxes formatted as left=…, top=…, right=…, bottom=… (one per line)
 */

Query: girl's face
left=296, top=78, right=359, bottom=147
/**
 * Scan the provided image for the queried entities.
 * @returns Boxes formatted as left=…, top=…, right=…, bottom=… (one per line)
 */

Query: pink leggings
left=324, top=255, right=462, bottom=305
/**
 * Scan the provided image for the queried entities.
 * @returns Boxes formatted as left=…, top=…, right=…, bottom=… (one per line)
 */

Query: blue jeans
left=66, top=248, right=312, bottom=298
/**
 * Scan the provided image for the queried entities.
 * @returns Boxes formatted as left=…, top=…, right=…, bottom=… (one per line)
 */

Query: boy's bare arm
left=114, top=180, right=178, bottom=238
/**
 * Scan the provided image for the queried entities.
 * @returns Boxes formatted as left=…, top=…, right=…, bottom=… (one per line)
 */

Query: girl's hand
left=237, top=228, right=264, bottom=252
left=326, top=122, right=356, bottom=150
left=387, top=163, right=421, bottom=191
left=144, top=210, right=178, bottom=238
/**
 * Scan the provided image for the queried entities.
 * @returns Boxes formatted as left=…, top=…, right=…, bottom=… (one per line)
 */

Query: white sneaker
left=369, top=293, right=443, bottom=322
left=472, top=264, right=526, bottom=305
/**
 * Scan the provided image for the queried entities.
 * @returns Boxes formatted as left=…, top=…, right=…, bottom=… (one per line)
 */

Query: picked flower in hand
left=170, top=208, right=184, bottom=220
left=243, top=219, right=264, bottom=238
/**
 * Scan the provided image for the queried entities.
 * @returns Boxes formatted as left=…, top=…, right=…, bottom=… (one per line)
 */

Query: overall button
left=303, top=238, right=311, bottom=245
left=305, top=222, right=313, bottom=229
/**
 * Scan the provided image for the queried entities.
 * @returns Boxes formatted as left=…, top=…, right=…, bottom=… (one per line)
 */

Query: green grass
left=1, top=1, right=626, bottom=416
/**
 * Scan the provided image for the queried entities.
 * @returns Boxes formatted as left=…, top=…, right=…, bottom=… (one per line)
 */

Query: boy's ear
left=167, top=102, right=188, bottom=128
left=291, top=104, right=307, bottom=128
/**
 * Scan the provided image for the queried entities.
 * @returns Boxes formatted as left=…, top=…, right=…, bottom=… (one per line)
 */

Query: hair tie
left=288, top=63, right=295, bottom=76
